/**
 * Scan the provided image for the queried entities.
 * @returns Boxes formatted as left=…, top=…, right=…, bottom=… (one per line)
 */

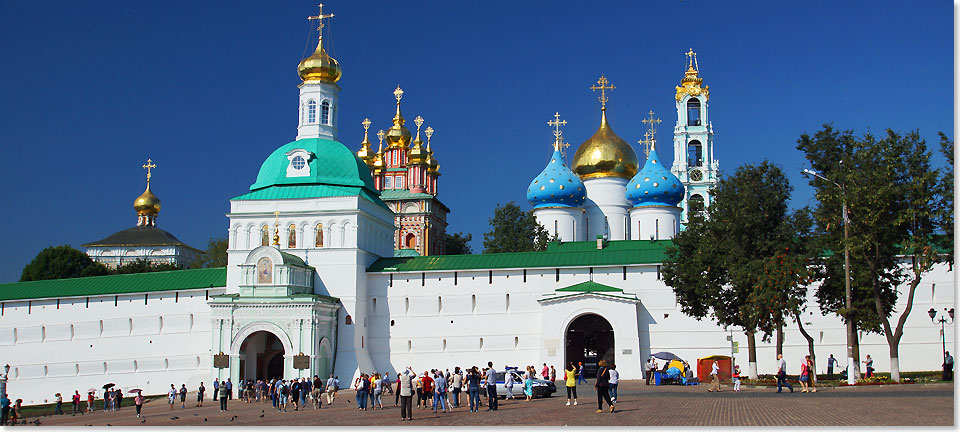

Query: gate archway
left=238, top=331, right=286, bottom=381
left=565, top=313, right=615, bottom=376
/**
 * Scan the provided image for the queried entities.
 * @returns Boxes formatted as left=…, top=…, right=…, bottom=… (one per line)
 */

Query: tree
left=20, top=245, right=110, bottom=281
left=482, top=201, right=550, bottom=253
left=115, top=258, right=182, bottom=274
left=190, top=237, right=229, bottom=268
left=937, top=132, right=954, bottom=267
left=662, top=161, right=808, bottom=378
left=798, top=125, right=947, bottom=381
left=444, top=232, right=474, bottom=255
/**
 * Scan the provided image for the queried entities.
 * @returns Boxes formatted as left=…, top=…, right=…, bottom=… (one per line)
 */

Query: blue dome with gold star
left=527, top=148, right=586, bottom=209
left=626, top=148, right=684, bottom=207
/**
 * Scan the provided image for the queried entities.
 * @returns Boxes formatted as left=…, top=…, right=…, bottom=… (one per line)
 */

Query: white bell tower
left=670, top=48, right=719, bottom=224
left=295, top=5, right=341, bottom=141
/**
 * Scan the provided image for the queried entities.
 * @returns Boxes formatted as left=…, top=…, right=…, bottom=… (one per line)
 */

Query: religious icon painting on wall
left=257, top=257, right=273, bottom=284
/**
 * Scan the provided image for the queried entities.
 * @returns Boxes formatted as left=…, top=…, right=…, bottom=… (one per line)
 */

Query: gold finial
left=142, top=158, right=157, bottom=183
left=676, top=48, right=708, bottom=101
left=362, top=117, right=371, bottom=140
left=414, top=115, right=424, bottom=139
left=272, top=210, right=280, bottom=246
left=424, top=126, right=434, bottom=150
left=394, top=86, right=404, bottom=104
left=547, top=112, right=567, bottom=152
left=590, top=75, right=615, bottom=111
left=685, top=48, right=699, bottom=71
left=377, top=129, right=385, bottom=152
left=640, top=110, right=661, bottom=155
left=638, top=131, right=654, bottom=157
left=307, top=4, right=335, bottom=41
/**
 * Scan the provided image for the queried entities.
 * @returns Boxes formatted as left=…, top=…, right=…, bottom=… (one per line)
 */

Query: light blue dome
left=626, top=148, right=684, bottom=207
left=527, top=148, right=586, bottom=209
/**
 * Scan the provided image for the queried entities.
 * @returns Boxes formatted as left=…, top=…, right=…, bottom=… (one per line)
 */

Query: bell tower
left=296, top=4, right=341, bottom=141
left=671, top=48, right=719, bottom=224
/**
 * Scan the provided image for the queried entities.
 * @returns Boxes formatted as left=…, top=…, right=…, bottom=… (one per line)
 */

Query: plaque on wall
left=293, top=355, right=310, bottom=370
left=213, top=354, right=229, bottom=369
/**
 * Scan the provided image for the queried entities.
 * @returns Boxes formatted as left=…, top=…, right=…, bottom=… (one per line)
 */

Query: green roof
left=367, top=240, right=670, bottom=272
left=393, top=248, right=421, bottom=257
left=232, top=185, right=388, bottom=210
left=379, top=189, right=436, bottom=200
left=0, top=267, right=227, bottom=302
left=555, top=281, right=624, bottom=292
left=249, top=138, right=377, bottom=192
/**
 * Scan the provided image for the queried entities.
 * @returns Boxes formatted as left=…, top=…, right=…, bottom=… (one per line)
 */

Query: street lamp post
left=0, top=364, right=9, bottom=397
left=803, top=168, right=857, bottom=385
left=928, top=307, right=954, bottom=378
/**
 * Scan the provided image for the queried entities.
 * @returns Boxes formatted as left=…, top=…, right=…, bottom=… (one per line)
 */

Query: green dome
left=249, top=138, right=378, bottom=192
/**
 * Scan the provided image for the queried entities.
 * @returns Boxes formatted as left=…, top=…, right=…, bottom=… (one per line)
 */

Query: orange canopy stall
left=697, top=355, right=732, bottom=382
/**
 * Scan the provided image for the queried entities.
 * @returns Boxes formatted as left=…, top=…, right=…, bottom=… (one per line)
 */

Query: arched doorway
left=238, top=331, right=286, bottom=381
left=565, top=314, right=615, bottom=377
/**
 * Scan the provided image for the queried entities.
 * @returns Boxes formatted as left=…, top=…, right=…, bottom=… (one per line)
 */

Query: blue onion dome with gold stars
left=626, top=147, right=684, bottom=207
left=527, top=147, right=586, bottom=209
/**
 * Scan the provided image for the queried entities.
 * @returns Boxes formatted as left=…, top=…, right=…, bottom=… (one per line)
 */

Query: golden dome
left=356, top=119, right=376, bottom=167
left=134, top=184, right=161, bottom=216
left=298, top=40, right=341, bottom=84
left=570, top=110, right=639, bottom=180
left=385, top=90, right=412, bottom=149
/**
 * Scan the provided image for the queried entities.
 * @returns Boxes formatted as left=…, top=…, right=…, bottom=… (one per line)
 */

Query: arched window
left=288, top=224, right=297, bottom=248
left=307, top=100, right=317, bottom=123
left=315, top=223, right=324, bottom=247
left=405, top=233, right=416, bottom=249
left=687, top=140, right=703, bottom=167
left=689, top=194, right=706, bottom=220
left=687, top=98, right=701, bottom=126
left=261, top=225, right=270, bottom=246
left=321, top=101, right=331, bottom=125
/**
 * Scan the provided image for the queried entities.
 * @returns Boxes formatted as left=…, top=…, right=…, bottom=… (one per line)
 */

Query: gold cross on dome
left=547, top=112, right=567, bottom=150
left=642, top=110, right=661, bottom=136
left=425, top=126, right=434, bottom=144
left=142, top=159, right=156, bottom=182
left=590, top=75, right=615, bottom=109
left=307, top=4, right=335, bottom=34
left=274, top=210, right=280, bottom=227
left=638, top=131, right=655, bottom=157
left=414, top=115, right=424, bottom=132
left=685, top=48, right=699, bottom=70
left=362, top=118, right=371, bottom=131
left=394, top=86, right=404, bottom=103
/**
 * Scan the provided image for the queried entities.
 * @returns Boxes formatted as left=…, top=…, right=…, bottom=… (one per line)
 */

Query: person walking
left=608, top=364, right=619, bottom=402
left=485, top=362, right=499, bottom=410
left=134, top=391, right=144, bottom=418
left=116, top=388, right=124, bottom=411
left=54, top=393, right=63, bottom=415
left=290, top=379, right=301, bottom=411
left=776, top=353, right=794, bottom=393
left=799, top=355, right=811, bottom=392
left=87, top=392, right=95, bottom=413
left=357, top=374, right=370, bottom=411
left=594, top=360, right=615, bottom=413
left=72, top=391, right=81, bottom=416
left=944, top=351, right=954, bottom=381
left=168, top=384, right=177, bottom=410
left=326, top=375, right=337, bottom=405
left=732, top=365, right=742, bottom=392
left=541, top=363, right=549, bottom=380
left=707, top=360, right=721, bottom=392
left=179, top=384, right=187, bottom=408
left=577, top=362, right=587, bottom=384
left=466, top=366, right=481, bottom=413
left=1, top=394, right=10, bottom=425
left=398, top=367, right=415, bottom=421
left=804, top=355, right=817, bottom=392
left=827, top=354, right=837, bottom=380
left=564, top=363, right=579, bottom=406
left=313, top=375, right=324, bottom=409
left=504, top=369, right=515, bottom=400
left=451, top=367, right=463, bottom=407
left=197, top=382, right=206, bottom=407
left=432, top=371, right=448, bottom=413
left=373, top=373, right=384, bottom=410
left=863, top=355, right=874, bottom=378
left=219, top=379, right=230, bottom=412
left=225, top=378, right=233, bottom=400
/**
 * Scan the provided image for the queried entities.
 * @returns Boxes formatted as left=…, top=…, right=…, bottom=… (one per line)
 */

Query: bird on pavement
left=170, top=416, right=179, bottom=420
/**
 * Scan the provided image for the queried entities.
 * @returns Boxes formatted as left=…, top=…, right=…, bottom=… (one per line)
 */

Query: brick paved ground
left=31, top=381, right=953, bottom=427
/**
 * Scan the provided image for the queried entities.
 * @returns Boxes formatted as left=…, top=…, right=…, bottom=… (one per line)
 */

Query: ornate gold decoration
left=409, top=115, right=427, bottom=164
left=639, top=110, right=661, bottom=156
left=385, top=86, right=412, bottom=149
left=547, top=112, right=570, bottom=160
left=675, top=48, right=709, bottom=101
left=638, top=131, right=654, bottom=158
left=373, top=129, right=385, bottom=172
left=590, top=75, right=615, bottom=110
left=571, top=75, right=638, bottom=180
left=356, top=118, right=376, bottom=166
left=134, top=158, right=161, bottom=216
left=425, top=126, right=439, bottom=173
left=298, top=4, right=341, bottom=84
left=273, top=210, right=281, bottom=246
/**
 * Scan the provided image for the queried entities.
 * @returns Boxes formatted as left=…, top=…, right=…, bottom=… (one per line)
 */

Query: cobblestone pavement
left=33, top=381, right=953, bottom=427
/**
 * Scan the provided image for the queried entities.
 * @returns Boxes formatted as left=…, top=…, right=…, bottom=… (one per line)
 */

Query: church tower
left=296, top=5, right=341, bottom=141
left=670, top=49, right=719, bottom=224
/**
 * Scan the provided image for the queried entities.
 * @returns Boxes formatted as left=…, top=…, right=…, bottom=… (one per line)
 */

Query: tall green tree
left=482, top=201, right=549, bottom=253
left=191, top=237, right=229, bottom=268
left=444, top=232, right=474, bottom=255
left=20, top=245, right=110, bottom=281
left=937, top=132, right=954, bottom=266
left=662, top=161, right=809, bottom=378
left=115, top=258, right=182, bottom=274
left=798, top=125, right=947, bottom=381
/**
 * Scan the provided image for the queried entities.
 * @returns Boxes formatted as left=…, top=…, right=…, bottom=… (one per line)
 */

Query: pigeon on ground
left=32, top=419, right=41, bottom=426
left=193, top=413, right=199, bottom=416
left=141, top=419, right=146, bottom=424
left=230, top=415, right=238, bottom=422
left=259, top=413, right=265, bottom=418
left=170, top=416, right=179, bottom=420
left=204, top=418, right=208, bottom=422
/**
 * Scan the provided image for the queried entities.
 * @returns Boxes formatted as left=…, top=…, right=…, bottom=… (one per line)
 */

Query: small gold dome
left=570, top=110, right=639, bottom=180
left=408, top=137, right=427, bottom=164
left=385, top=107, right=412, bottom=149
left=134, top=184, right=161, bottom=216
left=297, top=42, right=341, bottom=84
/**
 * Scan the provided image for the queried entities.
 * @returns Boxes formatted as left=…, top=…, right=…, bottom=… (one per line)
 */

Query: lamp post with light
left=802, top=167, right=857, bottom=385
left=0, top=364, right=9, bottom=397
left=928, top=307, right=954, bottom=377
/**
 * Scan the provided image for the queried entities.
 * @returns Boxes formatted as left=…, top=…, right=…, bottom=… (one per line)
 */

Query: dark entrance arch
left=239, top=331, right=286, bottom=381
left=565, top=314, right=615, bottom=376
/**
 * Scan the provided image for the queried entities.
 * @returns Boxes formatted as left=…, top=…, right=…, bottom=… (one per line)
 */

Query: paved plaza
left=32, top=381, right=954, bottom=427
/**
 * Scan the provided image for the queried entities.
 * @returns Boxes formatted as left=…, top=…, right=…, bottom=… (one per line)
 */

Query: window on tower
left=689, top=194, right=706, bottom=221
left=384, top=176, right=393, bottom=189
left=687, top=140, right=703, bottom=167
left=321, top=100, right=331, bottom=125
left=396, top=176, right=404, bottom=189
left=687, top=98, right=701, bottom=126
left=307, top=100, right=317, bottom=123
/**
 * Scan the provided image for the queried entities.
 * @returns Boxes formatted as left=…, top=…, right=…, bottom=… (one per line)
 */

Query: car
left=480, top=369, right=556, bottom=399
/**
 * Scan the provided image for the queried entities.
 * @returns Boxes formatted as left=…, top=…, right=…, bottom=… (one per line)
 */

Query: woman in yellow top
left=564, top=362, right=578, bottom=406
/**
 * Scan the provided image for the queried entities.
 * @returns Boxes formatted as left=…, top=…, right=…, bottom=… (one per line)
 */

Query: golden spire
left=393, top=86, right=404, bottom=121
left=414, top=115, right=424, bottom=141
left=273, top=210, right=281, bottom=247
left=676, top=48, right=709, bottom=101
left=385, top=86, right=412, bottom=148
left=590, top=75, right=615, bottom=125
left=424, top=126, right=434, bottom=151
left=640, top=110, right=661, bottom=155
left=373, top=129, right=385, bottom=172
left=425, top=127, right=439, bottom=173
left=409, top=115, right=427, bottom=164
left=547, top=112, right=567, bottom=152
left=134, top=158, right=161, bottom=222
left=571, top=75, right=638, bottom=180
left=298, top=4, right=341, bottom=83
left=356, top=118, right=376, bottom=166
left=377, top=129, right=385, bottom=153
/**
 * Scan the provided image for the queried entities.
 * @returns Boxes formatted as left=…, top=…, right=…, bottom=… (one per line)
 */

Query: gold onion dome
left=570, top=110, right=639, bottom=180
left=134, top=184, right=161, bottom=216
left=385, top=86, right=412, bottom=149
left=297, top=42, right=341, bottom=84
left=407, top=116, right=428, bottom=164
left=356, top=118, right=376, bottom=167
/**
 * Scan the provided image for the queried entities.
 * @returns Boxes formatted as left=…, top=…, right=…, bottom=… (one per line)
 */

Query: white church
left=0, top=9, right=953, bottom=405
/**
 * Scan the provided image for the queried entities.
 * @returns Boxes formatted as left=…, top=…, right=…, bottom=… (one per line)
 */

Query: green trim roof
left=367, top=240, right=670, bottom=272
left=393, top=248, right=421, bottom=258
left=249, top=138, right=377, bottom=191
left=231, top=185, right=389, bottom=211
left=378, top=189, right=436, bottom=200
left=555, top=281, right=624, bottom=293
left=0, top=267, right=227, bottom=302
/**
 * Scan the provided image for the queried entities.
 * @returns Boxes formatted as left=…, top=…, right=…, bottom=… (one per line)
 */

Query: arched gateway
left=565, top=313, right=615, bottom=375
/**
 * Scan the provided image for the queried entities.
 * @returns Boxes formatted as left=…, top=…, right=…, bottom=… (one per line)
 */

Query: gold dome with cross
left=570, top=75, right=639, bottom=180
left=134, top=159, right=161, bottom=216
left=297, top=4, right=342, bottom=84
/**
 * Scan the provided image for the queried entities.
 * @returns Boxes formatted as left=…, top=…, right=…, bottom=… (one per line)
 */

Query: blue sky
left=0, top=1, right=952, bottom=282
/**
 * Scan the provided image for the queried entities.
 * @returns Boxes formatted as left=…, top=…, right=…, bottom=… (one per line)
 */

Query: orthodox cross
left=590, top=75, right=615, bottom=110
left=685, top=48, right=699, bottom=71
left=547, top=112, right=568, bottom=154
left=273, top=210, right=280, bottom=227
left=641, top=110, right=661, bottom=155
left=142, top=159, right=156, bottom=183
left=362, top=118, right=371, bottom=140
left=425, top=126, right=434, bottom=149
left=307, top=4, right=335, bottom=35
left=394, top=86, right=404, bottom=103
left=377, top=129, right=385, bottom=152
left=414, top=115, right=424, bottom=137
left=638, top=131, right=654, bottom=157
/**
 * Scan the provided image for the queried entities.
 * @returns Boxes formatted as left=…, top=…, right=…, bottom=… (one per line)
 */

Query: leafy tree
left=662, top=161, right=809, bottom=378
left=20, top=245, right=110, bottom=281
left=482, top=201, right=549, bottom=253
left=937, top=132, right=954, bottom=266
left=191, top=237, right=229, bottom=268
left=115, top=258, right=182, bottom=274
left=798, top=125, right=947, bottom=381
left=444, top=232, right=474, bottom=255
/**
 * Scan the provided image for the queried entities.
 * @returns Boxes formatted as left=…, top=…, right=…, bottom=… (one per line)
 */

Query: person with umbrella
left=134, top=391, right=144, bottom=419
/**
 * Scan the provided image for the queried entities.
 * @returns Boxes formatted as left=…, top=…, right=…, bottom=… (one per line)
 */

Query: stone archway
left=565, top=313, right=615, bottom=377
left=238, top=331, right=286, bottom=381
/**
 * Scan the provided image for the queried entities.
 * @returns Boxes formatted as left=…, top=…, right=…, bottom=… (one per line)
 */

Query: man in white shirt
left=646, top=358, right=657, bottom=385
left=608, top=365, right=620, bottom=402
left=707, top=361, right=721, bottom=392
left=776, top=354, right=794, bottom=393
